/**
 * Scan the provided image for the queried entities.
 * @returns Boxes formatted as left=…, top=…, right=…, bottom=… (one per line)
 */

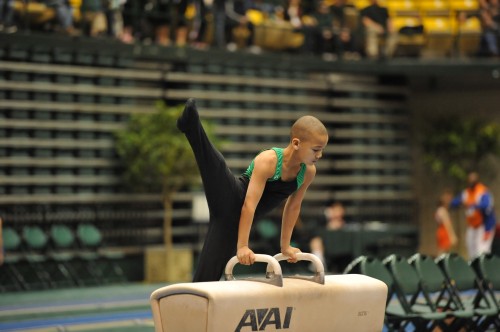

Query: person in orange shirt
left=450, top=171, right=497, bottom=259
left=435, top=189, right=458, bottom=255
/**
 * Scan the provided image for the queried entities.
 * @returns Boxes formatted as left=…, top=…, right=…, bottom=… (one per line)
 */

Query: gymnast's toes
left=177, top=98, right=198, bottom=132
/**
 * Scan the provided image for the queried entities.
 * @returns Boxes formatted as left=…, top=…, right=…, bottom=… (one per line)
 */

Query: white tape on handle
left=224, top=254, right=283, bottom=286
left=271, top=253, right=325, bottom=274
left=265, top=252, right=326, bottom=285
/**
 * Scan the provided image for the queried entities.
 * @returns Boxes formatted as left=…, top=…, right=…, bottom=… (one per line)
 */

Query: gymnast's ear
left=292, top=138, right=300, bottom=150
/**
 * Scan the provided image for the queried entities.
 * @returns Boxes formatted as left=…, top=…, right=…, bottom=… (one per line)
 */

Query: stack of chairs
left=345, top=252, right=500, bottom=331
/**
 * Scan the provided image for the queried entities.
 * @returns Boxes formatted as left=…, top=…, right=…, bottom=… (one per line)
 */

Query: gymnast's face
left=295, top=132, right=329, bottom=165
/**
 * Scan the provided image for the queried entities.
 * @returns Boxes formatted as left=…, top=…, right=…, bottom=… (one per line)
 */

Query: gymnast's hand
left=281, top=245, right=301, bottom=263
left=237, top=245, right=255, bottom=265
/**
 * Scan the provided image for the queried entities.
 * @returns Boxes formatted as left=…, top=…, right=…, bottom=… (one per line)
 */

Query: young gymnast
left=177, top=98, right=328, bottom=282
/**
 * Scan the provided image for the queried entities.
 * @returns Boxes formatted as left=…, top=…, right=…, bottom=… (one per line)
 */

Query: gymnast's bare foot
left=177, top=98, right=199, bottom=133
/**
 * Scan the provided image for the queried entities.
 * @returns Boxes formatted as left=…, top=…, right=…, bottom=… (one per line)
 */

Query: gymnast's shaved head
left=290, top=115, right=328, bottom=142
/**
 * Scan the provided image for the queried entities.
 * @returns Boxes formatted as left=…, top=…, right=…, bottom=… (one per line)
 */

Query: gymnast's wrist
left=237, top=243, right=249, bottom=250
left=280, top=242, right=291, bottom=250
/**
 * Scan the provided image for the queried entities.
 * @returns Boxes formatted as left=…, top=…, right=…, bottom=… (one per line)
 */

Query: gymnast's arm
left=449, top=192, right=463, bottom=209
left=237, top=151, right=276, bottom=265
left=280, top=165, right=316, bottom=263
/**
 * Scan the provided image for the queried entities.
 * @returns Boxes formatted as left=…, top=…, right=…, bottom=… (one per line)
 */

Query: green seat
left=256, top=219, right=279, bottom=240
left=409, top=254, right=474, bottom=330
left=51, top=225, right=74, bottom=250
left=253, top=219, right=280, bottom=256
left=77, top=223, right=101, bottom=247
left=23, top=226, right=48, bottom=262
left=436, top=253, right=499, bottom=330
left=383, top=254, right=450, bottom=331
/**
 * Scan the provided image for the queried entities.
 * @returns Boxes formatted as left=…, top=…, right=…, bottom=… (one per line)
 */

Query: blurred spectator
left=0, top=0, right=17, bottom=33
left=450, top=171, right=497, bottom=259
left=312, top=0, right=337, bottom=59
left=120, top=0, right=136, bottom=43
left=140, top=0, right=188, bottom=46
left=284, top=0, right=316, bottom=54
left=190, top=0, right=224, bottom=49
left=360, top=0, right=397, bottom=59
left=190, top=0, right=212, bottom=48
left=310, top=201, right=346, bottom=270
left=225, top=0, right=274, bottom=52
left=44, top=0, right=77, bottom=35
left=435, top=189, right=458, bottom=255
left=80, top=0, right=125, bottom=38
left=81, top=0, right=107, bottom=36
left=225, top=0, right=253, bottom=51
left=479, top=0, right=500, bottom=56
left=324, top=201, right=346, bottom=230
left=105, top=0, right=127, bottom=38
left=330, top=0, right=358, bottom=59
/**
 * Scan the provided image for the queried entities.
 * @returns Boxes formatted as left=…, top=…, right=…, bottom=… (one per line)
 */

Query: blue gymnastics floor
left=0, top=283, right=163, bottom=332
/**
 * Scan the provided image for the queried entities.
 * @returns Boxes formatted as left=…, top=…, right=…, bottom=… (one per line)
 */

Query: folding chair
left=76, top=223, right=125, bottom=285
left=0, top=227, right=26, bottom=291
left=22, top=225, right=52, bottom=289
left=436, top=253, right=499, bottom=331
left=48, top=224, right=79, bottom=288
left=408, top=253, right=475, bottom=330
left=344, top=256, right=422, bottom=331
left=470, top=253, right=500, bottom=329
left=383, top=254, right=450, bottom=331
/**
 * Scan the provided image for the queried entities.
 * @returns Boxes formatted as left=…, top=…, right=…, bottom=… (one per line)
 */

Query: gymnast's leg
left=177, top=98, right=244, bottom=281
left=177, top=98, right=243, bottom=218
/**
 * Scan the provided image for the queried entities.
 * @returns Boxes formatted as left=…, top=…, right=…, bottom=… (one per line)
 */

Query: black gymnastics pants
left=179, top=99, right=247, bottom=282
